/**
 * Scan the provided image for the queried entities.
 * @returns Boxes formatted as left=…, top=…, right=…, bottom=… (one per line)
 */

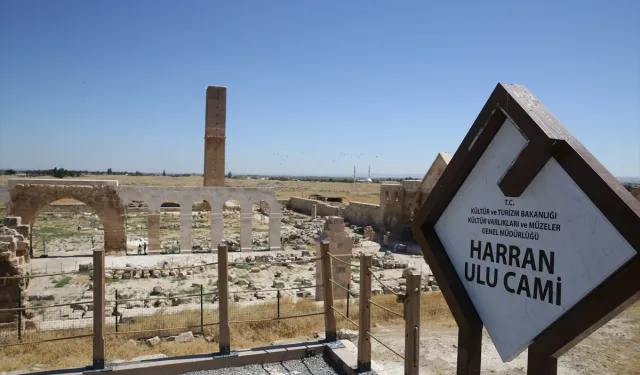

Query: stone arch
left=158, top=200, right=181, bottom=252
left=121, top=197, right=150, bottom=254
left=9, top=184, right=126, bottom=253
left=251, top=199, right=270, bottom=250
left=221, top=198, right=242, bottom=251
left=192, top=200, right=212, bottom=250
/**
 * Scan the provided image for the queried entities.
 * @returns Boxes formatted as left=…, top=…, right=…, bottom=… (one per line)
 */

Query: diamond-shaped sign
left=412, top=83, right=640, bottom=368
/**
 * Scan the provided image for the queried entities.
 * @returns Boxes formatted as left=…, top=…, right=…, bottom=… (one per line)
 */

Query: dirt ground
left=340, top=301, right=640, bottom=375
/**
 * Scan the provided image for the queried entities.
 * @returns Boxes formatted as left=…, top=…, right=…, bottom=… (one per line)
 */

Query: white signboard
left=434, top=117, right=636, bottom=362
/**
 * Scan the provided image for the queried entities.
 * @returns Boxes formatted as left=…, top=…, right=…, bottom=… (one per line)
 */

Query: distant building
left=379, top=152, right=452, bottom=239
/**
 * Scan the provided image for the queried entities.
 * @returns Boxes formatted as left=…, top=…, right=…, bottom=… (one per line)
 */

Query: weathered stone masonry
left=0, top=179, right=283, bottom=253
left=204, top=86, right=226, bottom=187
left=0, top=216, right=30, bottom=324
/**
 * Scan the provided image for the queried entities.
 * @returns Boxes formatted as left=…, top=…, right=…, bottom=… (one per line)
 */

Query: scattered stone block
left=146, top=336, right=161, bottom=347
left=175, top=331, right=194, bottom=343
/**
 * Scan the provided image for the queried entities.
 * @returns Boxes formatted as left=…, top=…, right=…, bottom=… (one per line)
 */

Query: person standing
left=143, top=242, right=147, bottom=255
left=137, top=244, right=142, bottom=255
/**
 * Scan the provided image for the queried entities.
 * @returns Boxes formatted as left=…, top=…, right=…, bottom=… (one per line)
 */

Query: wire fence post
left=217, top=244, right=230, bottom=355
left=346, top=282, right=351, bottom=319
left=92, top=249, right=106, bottom=370
left=29, top=222, right=33, bottom=258
left=404, top=271, right=421, bottom=375
left=358, top=254, right=372, bottom=373
left=115, top=290, right=119, bottom=333
left=200, top=284, right=204, bottom=335
left=321, top=241, right=336, bottom=342
left=276, top=289, right=281, bottom=320
left=17, top=286, right=22, bottom=341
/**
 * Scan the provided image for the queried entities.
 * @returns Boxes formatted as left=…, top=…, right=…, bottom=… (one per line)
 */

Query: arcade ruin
left=0, top=179, right=282, bottom=253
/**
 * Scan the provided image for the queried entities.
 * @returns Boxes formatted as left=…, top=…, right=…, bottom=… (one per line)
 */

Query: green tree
left=6, top=169, right=16, bottom=175
left=107, top=168, right=113, bottom=175
left=162, top=169, right=166, bottom=176
left=226, top=171, right=233, bottom=179
left=52, top=167, right=66, bottom=178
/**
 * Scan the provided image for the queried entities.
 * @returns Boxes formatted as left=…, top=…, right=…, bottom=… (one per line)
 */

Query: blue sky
left=0, top=0, right=638, bottom=177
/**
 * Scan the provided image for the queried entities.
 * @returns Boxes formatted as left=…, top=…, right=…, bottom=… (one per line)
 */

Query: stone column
left=326, top=217, right=352, bottom=300
left=103, top=213, right=127, bottom=253
left=179, top=204, right=193, bottom=251
left=268, top=212, right=282, bottom=250
left=240, top=212, right=252, bottom=251
left=311, top=204, right=317, bottom=219
left=211, top=210, right=223, bottom=250
left=147, top=213, right=160, bottom=251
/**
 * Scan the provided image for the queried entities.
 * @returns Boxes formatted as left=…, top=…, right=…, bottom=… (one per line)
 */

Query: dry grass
left=1, top=290, right=638, bottom=373
left=0, top=292, right=451, bottom=372
left=0, top=174, right=383, bottom=204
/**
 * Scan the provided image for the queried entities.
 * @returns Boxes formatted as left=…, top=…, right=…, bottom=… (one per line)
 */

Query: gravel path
left=179, top=355, right=339, bottom=375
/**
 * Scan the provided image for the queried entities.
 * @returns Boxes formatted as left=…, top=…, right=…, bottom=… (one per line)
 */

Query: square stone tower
left=204, top=86, right=227, bottom=187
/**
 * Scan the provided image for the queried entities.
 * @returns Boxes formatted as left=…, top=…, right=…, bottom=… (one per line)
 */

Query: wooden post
left=115, top=290, right=119, bottom=333
left=92, top=249, right=106, bottom=369
left=200, top=285, right=204, bottom=335
left=321, top=241, right=336, bottom=342
left=17, top=286, right=22, bottom=341
left=527, top=348, right=558, bottom=375
left=404, top=272, right=421, bottom=375
left=457, top=322, right=482, bottom=375
left=357, top=255, right=372, bottom=372
left=28, top=222, right=33, bottom=258
left=217, top=244, right=230, bottom=355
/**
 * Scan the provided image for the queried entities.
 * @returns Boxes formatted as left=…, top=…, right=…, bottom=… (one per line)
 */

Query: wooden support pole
left=321, top=241, right=337, bottom=342
left=92, top=249, right=106, bottom=369
left=357, top=255, right=372, bottom=372
left=404, top=272, right=421, bottom=375
left=217, top=244, right=230, bottom=355
left=457, top=322, right=482, bottom=375
left=527, top=348, right=558, bottom=375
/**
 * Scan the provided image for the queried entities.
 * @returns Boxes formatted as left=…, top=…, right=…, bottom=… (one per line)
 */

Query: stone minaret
left=204, top=86, right=227, bottom=187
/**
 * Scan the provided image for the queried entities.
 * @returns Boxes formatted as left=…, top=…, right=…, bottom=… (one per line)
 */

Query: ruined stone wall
left=420, top=152, right=451, bottom=196
left=314, top=217, right=353, bottom=301
left=288, top=197, right=344, bottom=217
left=38, top=203, right=94, bottom=215
left=379, top=183, right=404, bottom=231
left=400, top=180, right=424, bottom=224
left=0, top=217, right=30, bottom=324
left=9, top=183, right=127, bottom=253
left=343, top=202, right=382, bottom=229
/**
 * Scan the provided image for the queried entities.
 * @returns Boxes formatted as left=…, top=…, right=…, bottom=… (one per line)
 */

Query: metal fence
left=321, top=242, right=422, bottom=375
left=1, top=243, right=428, bottom=375
left=0, top=271, right=93, bottom=347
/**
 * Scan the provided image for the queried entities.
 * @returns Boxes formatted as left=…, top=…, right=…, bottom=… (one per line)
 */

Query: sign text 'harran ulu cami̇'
left=411, top=83, right=640, bottom=375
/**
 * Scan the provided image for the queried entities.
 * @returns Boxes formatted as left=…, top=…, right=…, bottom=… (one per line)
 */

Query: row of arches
left=124, top=199, right=274, bottom=253
left=21, top=198, right=278, bottom=256
left=5, top=184, right=282, bottom=256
